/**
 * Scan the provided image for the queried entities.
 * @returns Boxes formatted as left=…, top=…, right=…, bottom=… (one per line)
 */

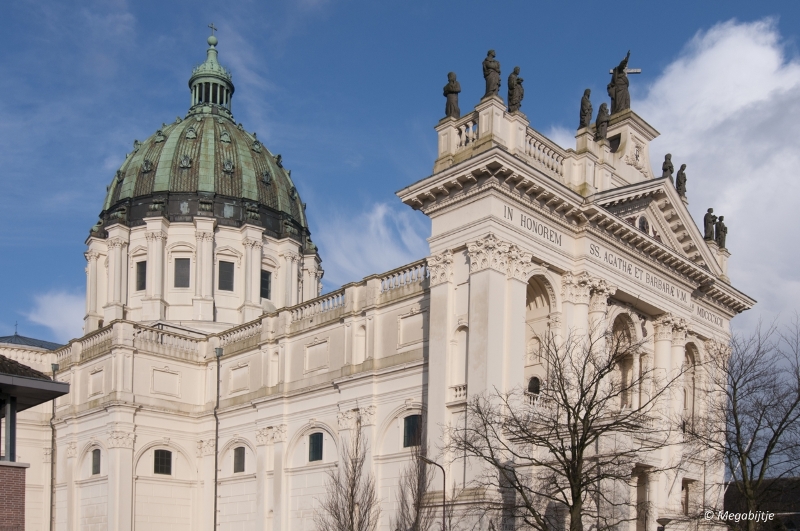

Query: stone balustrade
left=289, top=289, right=346, bottom=323
left=522, top=128, right=566, bottom=179
left=454, top=112, right=479, bottom=150
left=450, top=384, right=467, bottom=401
left=80, top=325, right=114, bottom=361
left=217, top=320, right=262, bottom=357
left=379, top=259, right=428, bottom=293
left=133, top=325, right=202, bottom=361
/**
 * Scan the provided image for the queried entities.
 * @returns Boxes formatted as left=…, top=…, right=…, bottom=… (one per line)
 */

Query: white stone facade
left=7, top=94, right=754, bottom=531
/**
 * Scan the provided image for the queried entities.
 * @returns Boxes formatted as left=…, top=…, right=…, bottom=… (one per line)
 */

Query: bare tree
left=689, top=319, right=800, bottom=531
left=447, top=325, right=681, bottom=531
left=315, top=413, right=381, bottom=531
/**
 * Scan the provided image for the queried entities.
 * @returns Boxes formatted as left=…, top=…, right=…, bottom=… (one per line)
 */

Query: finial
left=207, top=23, right=218, bottom=46
left=14, top=321, right=18, bottom=335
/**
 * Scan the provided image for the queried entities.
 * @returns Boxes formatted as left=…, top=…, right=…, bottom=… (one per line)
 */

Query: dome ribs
left=253, top=152, right=280, bottom=211
left=133, top=139, right=166, bottom=197
left=170, top=119, right=205, bottom=192
left=214, top=120, right=241, bottom=198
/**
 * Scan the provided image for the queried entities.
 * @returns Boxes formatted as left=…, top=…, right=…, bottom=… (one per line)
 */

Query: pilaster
left=142, top=219, right=168, bottom=320
left=84, top=250, right=102, bottom=332
left=193, top=218, right=215, bottom=320
left=197, top=437, right=216, bottom=531
left=103, top=224, right=130, bottom=322
left=560, top=272, right=592, bottom=335
left=241, top=231, right=264, bottom=322
left=106, top=430, right=134, bottom=531
left=280, top=251, right=301, bottom=308
left=424, top=249, right=455, bottom=490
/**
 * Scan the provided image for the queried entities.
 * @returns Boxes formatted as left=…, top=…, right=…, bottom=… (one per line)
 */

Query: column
left=271, top=426, right=287, bottom=531
left=560, top=272, right=592, bottom=337
left=651, top=315, right=674, bottom=517
left=464, top=234, right=531, bottom=487
left=631, top=349, right=641, bottom=410
left=667, top=320, right=688, bottom=513
left=652, top=315, right=674, bottom=403
left=425, top=249, right=455, bottom=489
left=588, top=279, right=616, bottom=348
left=197, top=438, right=216, bottom=531
left=280, top=252, right=300, bottom=307
left=65, top=441, right=78, bottom=531
left=193, top=218, right=215, bottom=321
left=143, top=230, right=166, bottom=320
left=85, top=251, right=101, bottom=331
left=241, top=237, right=263, bottom=321
left=106, top=431, right=135, bottom=531
left=670, top=321, right=688, bottom=418
left=104, top=236, right=127, bottom=322
left=255, top=429, right=269, bottom=531
left=505, top=247, right=534, bottom=391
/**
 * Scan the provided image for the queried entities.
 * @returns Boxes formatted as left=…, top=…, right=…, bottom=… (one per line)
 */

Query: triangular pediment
left=590, top=178, right=722, bottom=277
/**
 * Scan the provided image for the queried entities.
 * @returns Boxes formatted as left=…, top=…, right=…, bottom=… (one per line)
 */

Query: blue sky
left=2, top=0, right=800, bottom=342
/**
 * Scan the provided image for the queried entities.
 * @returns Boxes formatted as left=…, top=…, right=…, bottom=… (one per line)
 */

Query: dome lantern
left=188, top=26, right=234, bottom=114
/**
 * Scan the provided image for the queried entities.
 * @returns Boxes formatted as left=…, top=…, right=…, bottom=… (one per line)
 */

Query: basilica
left=1, top=34, right=754, bottom=531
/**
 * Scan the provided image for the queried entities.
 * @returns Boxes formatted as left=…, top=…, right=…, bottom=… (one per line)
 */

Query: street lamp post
left=420, top=456, right=446, bottom=531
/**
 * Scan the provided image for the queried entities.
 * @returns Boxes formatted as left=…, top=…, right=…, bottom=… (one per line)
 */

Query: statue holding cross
left=607, top=51, right=640, bottom=115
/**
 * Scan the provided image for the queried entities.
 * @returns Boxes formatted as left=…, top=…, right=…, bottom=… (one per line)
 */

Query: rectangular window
left=233, top=446, right=245, bottom=473
left=154, top=449, right=172, bottom=475
left=309, top=432, right=323, bottom=462
left=174, top=258, right=191, bottom=288
left=218, top=261, right=234, bottom=291
left=91, top=449, right=101, bottom=475
left=136, top=261, right=147, bottom=291
left=260, top=270, right=272, bottom=300
left=403, top=415, right=422, bottom=447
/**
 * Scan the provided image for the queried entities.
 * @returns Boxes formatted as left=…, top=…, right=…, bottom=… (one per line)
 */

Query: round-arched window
left=527, top=377, right=541, bottom=395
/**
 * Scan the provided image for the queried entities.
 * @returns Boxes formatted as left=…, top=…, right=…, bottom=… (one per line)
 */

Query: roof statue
left=443, top=72, right=461, bottom=119
left=715, top=216, right=727, bottom=249
left=704, top=208, right=716, bottom=240
left=482, top=50, right=501, bottom=98
left=595, top=103, right=610, bottom=141
left=507, top=67, right=524, bottom=113
left=579, top=89, right=592, bottom=129
left=676, top=164, right=687, bottom=198
left=608, top=50, right=631, bottom=114
left=661, top=154, right=674, bottom=183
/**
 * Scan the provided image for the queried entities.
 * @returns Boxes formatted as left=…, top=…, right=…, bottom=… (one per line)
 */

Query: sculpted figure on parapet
left=608, top=50, right=631, bottom=114
left=676, top=164, right=687, bottom=198
left=482, top=49, right=501, bottom=98
left=443, top=72, right=461, bottom=119
left=704, top=208, right=717, bottom=240
left=715, top=216, right=727, bottom=249
left=579, top=89, right=593, bottom=129
left=662, top=154, right=674, bottom=183
left=595, top=103, right=610, bottom=141
left=507, top=66, right=524, bottom=112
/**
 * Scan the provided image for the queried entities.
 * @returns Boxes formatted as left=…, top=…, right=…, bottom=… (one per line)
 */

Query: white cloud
left=315, top=202, right=430, bottom=288
left=25, top=291, right=85, bottom=343
left=545, top=125, right=576, bottom=152
left=635, top=18, right=800, bottom=330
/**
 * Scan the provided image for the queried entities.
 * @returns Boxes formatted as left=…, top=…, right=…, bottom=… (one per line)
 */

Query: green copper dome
left=94, top=35, right=312, bottom=248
